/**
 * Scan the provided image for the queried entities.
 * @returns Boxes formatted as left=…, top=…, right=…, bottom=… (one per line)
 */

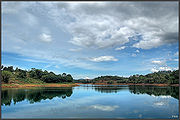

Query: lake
left=1, top=84, right=179, bottom=119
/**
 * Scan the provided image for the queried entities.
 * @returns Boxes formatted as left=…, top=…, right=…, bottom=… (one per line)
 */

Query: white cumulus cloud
left=45, top=2, right=178, bottom=49
left=1, top=2, right=178, bottom=75
left=115, top=46, right=126, bottom=51
left=39, top=33, right=52, bottom=42
left=69, top=48, right=82, bottom=52
left=159, top=66, right=172, bottom=71
left=151, top=60, right=165, bottom=65
left=151, top=68, right=159, bottom=72
left=89, top=56, right=118, bottom=62
left=136, top=50, right=140, bottom=53
left=151, top=66, right=173, bottom=72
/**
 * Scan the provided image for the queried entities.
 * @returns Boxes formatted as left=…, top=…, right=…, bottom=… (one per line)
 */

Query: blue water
left=1, top=85, right=179, bottom=119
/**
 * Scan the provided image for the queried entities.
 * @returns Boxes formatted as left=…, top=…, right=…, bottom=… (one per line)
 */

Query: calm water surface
left=1, top=84, right=179, bottom=119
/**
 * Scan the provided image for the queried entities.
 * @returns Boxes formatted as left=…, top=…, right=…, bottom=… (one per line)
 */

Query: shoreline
left=1, top=83, right=79, bottom=88
left=78, top=83, right=179, bottom=86
left=1, top=83, right=179, bottom=88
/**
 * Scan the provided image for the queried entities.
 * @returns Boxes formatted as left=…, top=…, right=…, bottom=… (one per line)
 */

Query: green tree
left=41, top=74, right=59, bottom=83
left=3, top=66, right=14, bottom=72
left=1, top=65, right=4, bottom=70
left=66, top=74, right=73, bottom=82
left=17, top=70, right=27, bottom=78
left=2, top=71, right=12, bottom=83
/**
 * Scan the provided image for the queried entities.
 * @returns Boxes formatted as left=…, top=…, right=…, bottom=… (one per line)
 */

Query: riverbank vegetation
left=76, top=70, right=179, bottom=85
left=1, top=65, right=179, bottom=87
left=1, top=65, right=74, bottom=87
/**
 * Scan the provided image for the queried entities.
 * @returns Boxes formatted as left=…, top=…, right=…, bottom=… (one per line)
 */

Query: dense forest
left=1, top=65, right=179, bottom=85
left=1, top=65, right=73, bottom=84
left=76, top=70, right=179, bottom=84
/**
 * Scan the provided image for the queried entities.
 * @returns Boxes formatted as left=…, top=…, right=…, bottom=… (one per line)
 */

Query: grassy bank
left=1, top=83, right=79, bottom=88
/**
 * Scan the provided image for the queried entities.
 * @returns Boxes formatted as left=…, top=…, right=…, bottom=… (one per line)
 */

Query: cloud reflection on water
left=89, top=104, right=119, bottom=111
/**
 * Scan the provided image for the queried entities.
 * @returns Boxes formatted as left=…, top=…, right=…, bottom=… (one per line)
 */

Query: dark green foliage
left=66, top=74, right=73, bottom=82
left=41, top=74, right=60, bottom=83
left=94, top=76, right=125, bottom=81
left=2, top=71, right=12, bottom=83
left=1, top=65, right=178, bottom=84
left=1, top=65, right=4, bottom=70
left=92, top=70, right=179, bottom=84
left=40, top=73, right=73, bottom=83
left=29, top=68, right=44, bottom=79
left=27, top=67, right=74, bottom=83
left=17, top=69, right=27, bottom=78
left=1, top=65, right=74, bottom=84
left=107, top=81, right=113, bottom=84
left=3, top=66, right=14, bottom=72
left=169, top=70, right=179, bottom=84
left=75, top=79, right=92, bottom=83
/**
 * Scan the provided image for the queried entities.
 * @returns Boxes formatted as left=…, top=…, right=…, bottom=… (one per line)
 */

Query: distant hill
left=91, top=70, right=179, bottom=84
left=74, top=78, right=92, bottom=83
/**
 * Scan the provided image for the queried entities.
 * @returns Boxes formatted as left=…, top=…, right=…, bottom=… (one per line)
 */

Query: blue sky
left=2, top=2, right=179, bottom=79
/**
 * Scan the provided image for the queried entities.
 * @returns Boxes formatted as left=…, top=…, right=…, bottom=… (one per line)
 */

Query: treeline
left=1, top=65, right=73, bottom=84
left=75, top=79, right=93, bottom=83
left=90, top=70, right=179, bottom=84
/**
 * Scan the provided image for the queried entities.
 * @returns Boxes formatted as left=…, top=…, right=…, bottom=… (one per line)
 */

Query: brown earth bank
left=1, top=83, right=79, bottom=88
left=2, top=83, right=179, bottom=88
left=78, top=83, right=179, bottom=86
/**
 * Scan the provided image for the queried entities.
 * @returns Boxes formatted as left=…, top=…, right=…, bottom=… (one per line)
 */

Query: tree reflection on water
left=1, top=85, right=178, bottom=106
left=128, top=85, right=179, bottom=100
left=1, top=87, right=73, bottom=106
left=93, top=85, right=179, bottom=99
